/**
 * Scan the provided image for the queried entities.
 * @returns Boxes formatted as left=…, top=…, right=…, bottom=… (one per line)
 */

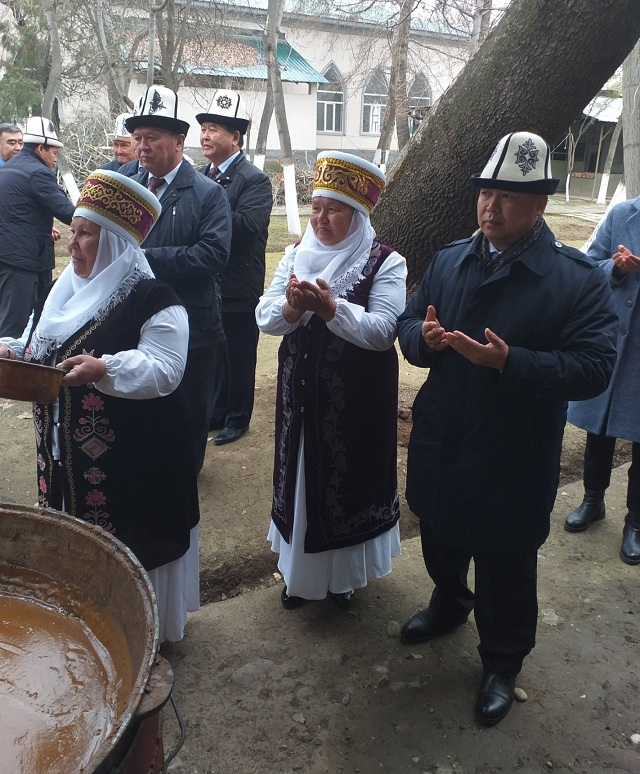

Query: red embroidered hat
left=74, top=170, right=161, bottom=246
left=313, top=151, right=386, bottom=215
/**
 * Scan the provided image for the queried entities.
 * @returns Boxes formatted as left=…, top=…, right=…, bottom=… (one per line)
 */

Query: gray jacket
left=568, top=197, right=640, bottom=442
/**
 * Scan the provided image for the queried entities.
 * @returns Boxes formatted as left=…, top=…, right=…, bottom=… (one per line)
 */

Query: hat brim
left=23, top=134, right=63, bottom=148
left=195, top=114, right=249, bottom=133
left=470, top=173, right=559, bottom=195
left=125, top=115, right=190, bottom=136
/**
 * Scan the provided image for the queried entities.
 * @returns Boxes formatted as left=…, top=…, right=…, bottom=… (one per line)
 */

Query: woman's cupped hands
left=284, top=274, right=337, bottom=324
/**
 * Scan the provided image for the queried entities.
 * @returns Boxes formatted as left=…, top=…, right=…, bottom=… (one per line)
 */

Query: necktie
left=209, top=165, right=220, bottom=180
left=148, top=176, right=166, bottom=196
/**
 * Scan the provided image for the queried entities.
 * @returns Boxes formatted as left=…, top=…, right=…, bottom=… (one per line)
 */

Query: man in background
left=197, top=90, right=272, bottom=445
left=0, top=123, right=23, bottom=166
left=0, top=117, right=74, bottom=337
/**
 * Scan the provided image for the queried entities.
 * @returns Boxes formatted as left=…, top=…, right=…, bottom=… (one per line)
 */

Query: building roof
left=583, top=94, right=623, bottom=124
left=133, top=28, right=327, bottom=84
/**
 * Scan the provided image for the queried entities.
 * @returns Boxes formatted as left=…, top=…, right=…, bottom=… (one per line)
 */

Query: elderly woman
left=256, top=151, right=407, bottom=608
left=0, top=170, right=200, bottom=643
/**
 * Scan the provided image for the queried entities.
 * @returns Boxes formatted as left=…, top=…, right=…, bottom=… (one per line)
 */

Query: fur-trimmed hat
left=125, top=86, right=190, bottom=135
left=23, top=116, right=63, bottom=148
left=313, top=151, right=385, bottom=215
left=195, top=90, right=250, bottom=134
left=74, top=170, right=161, bottom=246
left=471, top=131, right=559, bottom=194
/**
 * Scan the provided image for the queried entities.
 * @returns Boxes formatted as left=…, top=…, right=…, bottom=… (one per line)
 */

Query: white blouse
left=255, top=249, right=407, bottom=351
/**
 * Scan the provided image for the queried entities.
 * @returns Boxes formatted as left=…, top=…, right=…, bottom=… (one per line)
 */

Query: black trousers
left=0, top=263, right=50, bottom=338
left=420, top=521, right=538, bottom=676
left=182, top=343, right=220, bottom=473
left=583, top=432, right=640, bottom=514
left=209, top=310, right=260, bottom=430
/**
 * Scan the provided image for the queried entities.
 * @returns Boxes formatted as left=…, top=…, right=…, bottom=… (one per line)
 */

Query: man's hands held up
left=421, top=305, right=508, bottom=371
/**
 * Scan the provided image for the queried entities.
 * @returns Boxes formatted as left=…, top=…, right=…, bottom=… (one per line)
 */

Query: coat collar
left=454, top=221, right=555, bottom=278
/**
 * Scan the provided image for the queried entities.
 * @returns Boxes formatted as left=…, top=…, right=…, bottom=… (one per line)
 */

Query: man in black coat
left=127, top=85, right=232, bottom=472
left=196, top=90, right=272, bottom=445
left=397, top=132, right=617, bottom=726
left=0, top=116, right=75, bottom=337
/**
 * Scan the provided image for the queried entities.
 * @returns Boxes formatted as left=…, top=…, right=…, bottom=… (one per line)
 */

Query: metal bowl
left=0, top=358, right=63, bottom=403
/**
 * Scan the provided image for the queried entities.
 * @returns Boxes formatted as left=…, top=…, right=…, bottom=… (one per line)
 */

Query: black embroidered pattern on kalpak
left=481, top=216, right=544, bottom=275
left=148, top=90, right=166, bottom=115
left=514, top=139, right=539, bottom=176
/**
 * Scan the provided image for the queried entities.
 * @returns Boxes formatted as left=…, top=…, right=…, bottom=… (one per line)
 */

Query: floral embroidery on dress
left=73, top=391, right=115, bottom=460
left=83, top=466, right=106, bottom=484
left=82, top=488, right=113, bottom=532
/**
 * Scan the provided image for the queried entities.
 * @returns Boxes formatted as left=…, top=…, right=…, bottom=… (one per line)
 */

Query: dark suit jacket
left=203, top=153, right=272, bottom=313
left=135, top=159, right=232, bottom=347
left=0, top=147, right=75, bottom=272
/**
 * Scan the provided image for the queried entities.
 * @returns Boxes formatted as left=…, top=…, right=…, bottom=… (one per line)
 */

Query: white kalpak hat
left=111, top=113, right=133, bottom=140
left=125, top=86, right=190, bottom=135
left=23, top=116, right=63, bottom=148
left=196, top=89, right=250, bottom=134
left=471, top=131, right=559, bottom=194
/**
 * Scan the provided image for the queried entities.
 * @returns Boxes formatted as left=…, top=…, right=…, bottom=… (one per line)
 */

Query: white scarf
left=30, top=229, right=154, bottom=361
left=291, top=209, right=376, bottom=299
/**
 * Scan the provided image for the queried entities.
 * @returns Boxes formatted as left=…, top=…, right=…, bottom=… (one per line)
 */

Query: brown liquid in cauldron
left=0, top=565, right=132, bottom=774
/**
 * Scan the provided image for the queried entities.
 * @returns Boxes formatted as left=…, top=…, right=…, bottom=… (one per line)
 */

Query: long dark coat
left=135, top=159, right=232, bottom=347
left=568, top=196, right=640, bottom=442
left=397, top=224, right=617, bottom=553
left=202, top=153, right=272, bottom=312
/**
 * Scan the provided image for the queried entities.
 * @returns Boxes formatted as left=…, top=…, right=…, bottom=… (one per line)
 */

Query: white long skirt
left=147, top=525, right=200, bottom=643
left=268, top=432, right=401, bottom=600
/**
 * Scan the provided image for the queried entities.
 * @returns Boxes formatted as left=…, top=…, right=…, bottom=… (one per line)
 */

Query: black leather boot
left=564, top=490, right=605, bottom=533
left=620, top=512, right=640, bottom=565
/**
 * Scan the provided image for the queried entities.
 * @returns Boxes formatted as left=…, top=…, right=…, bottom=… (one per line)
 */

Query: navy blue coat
left=568, top=197, right=640, bottom=442
left=202, top=153, right=272, bottom=312
left=0, top=147, right=75, bottom=272
left=397, top=223, right=617, bottom=552
left=135, top=159, right=232, bottom=348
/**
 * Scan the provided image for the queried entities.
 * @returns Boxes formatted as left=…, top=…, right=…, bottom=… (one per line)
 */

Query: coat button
left=301, top=379, right=306, bottom=386
left=621, top=328, right=627, bottom=335
left=58, top=461, right=63, bottom=466
left=627, top=300, right=633, bottom=307
left=300, top=406, right=304, bottom=413
left=554, top=241, right=563, bottom=248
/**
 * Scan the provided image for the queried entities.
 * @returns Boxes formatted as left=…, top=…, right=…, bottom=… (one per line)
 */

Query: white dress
left=1, top=304, right=200, bottom=643
left=256, top=250, right=407, bottom=599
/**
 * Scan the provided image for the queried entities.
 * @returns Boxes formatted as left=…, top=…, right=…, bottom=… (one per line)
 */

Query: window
left=317, top=64, right=344, bottom=133
left=408, top=74, right=432, bottom=135
left=362, top=70, right=387, bottom=134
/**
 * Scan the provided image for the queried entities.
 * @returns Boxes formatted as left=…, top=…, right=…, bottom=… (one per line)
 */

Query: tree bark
left=40, top=0, right=62, bottom=120
left=372, top=0, right=640, bottom=288
left=622, top=38, right=640, bottom=199
left=597, top=119, right=622, bottom=204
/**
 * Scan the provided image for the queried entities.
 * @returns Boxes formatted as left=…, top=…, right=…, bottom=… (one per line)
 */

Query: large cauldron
left=0, top=503, right=173, bottom=773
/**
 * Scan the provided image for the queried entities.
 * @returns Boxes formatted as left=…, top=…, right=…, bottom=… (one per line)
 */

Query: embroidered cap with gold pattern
left=74, top=170, right=161, bottom=246
left=313, top=151, right=385, bottom=215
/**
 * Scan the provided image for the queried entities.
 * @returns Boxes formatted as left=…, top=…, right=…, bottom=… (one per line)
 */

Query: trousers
left=420, top=521, right=538, bottom=675
left=583, top=432, right=640, bottom=513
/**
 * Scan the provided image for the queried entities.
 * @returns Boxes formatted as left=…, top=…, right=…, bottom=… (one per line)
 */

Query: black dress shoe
left=400, top=607, right=468, bottom=644
left=475, top=671, right=516, bottom=726
left=620, top=512, right=640, bottom=565
left=214, top=426, right=248, bottom=446
left=564, top=489, right=605, bottom=532
left=328, top=590, right=354, bottom=608
left=281, top=586, right=305, bottom=609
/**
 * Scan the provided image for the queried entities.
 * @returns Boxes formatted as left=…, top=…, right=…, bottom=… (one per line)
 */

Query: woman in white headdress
left=0, top=170, right=200, bottom=643
left=256, top=152, right=407, bottom=609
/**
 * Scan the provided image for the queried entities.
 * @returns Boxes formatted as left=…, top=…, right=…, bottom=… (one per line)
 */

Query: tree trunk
left=265, top=0, right=300, bottom=235
left=597, top=119, right=622, bottom=204
left=372, top=0, right=640, bottom=288
left=376, top=0, right=413, bottom=161
left=40, top=0, right=62, bottom=120
left=254, top=85, right=274, bottom=171
left=622, top=38, right=640, bottom=199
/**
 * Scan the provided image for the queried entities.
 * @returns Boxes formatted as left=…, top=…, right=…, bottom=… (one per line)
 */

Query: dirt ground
left=1, top=200, right=639, bottom=772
